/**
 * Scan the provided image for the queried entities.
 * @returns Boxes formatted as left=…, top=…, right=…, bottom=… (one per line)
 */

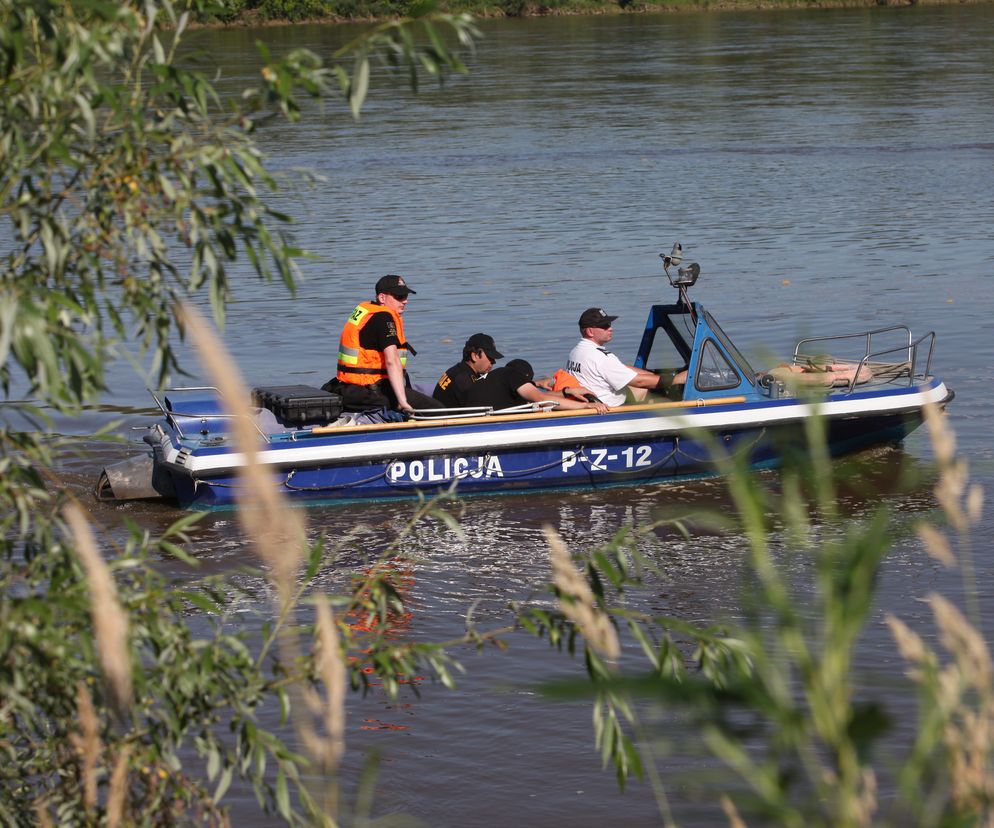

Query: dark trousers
left=323, top=377, right=442, bottom=412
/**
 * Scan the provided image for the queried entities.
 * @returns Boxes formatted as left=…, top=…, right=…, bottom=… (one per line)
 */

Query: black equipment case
left=252, top=385, right=343, bottom=425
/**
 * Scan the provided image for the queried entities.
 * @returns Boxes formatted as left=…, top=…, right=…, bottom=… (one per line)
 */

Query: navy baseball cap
left=375, top=274, right=416, bottom=297
left=465, top=333, right=503, bottom=361
left=578, top=307, right=617, bottom=329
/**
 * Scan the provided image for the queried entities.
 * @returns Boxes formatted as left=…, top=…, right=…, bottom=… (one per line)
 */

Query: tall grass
left=10, top=308, right=979, bottom=825
left=525, top=403, right=988, bottom=827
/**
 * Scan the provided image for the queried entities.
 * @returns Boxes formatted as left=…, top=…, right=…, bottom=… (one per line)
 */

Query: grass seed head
left=64, top=503, right=132, bottom=711
left=545, top=525, right=620, bottom=661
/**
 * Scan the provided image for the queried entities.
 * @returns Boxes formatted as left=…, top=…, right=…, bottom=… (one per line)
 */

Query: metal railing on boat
left=792, top=326, right=936, bottom=394
left=148, top=386, right=277, bottom=442
left=407, top=401, right=559, bottom=420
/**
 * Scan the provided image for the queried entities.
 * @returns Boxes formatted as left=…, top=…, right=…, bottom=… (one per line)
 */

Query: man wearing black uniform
left=433, top=333, right=504, bottom=408
left=326, top=275, right=442, bottom=413
left=465, top=359, right=608, bottom=414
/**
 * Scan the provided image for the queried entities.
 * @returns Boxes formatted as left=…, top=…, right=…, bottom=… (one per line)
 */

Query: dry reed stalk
left=106, top=745, right=131, bottom=828
left=892, top=593, right=994, bottom=819
left=924, top=401, right=957, bottom=466
left=33, top=802, right=53, bottom=828
left=853, top=767, right=878, bottom=828
left=946, top=708, right=994, bottom=813
left=930, top=593, right=993, bottom=689
left=179, top=304, right=344, bottom=792
left=64, top=503, right=132, bottom=710
left=890, top=411, right=994, bottom=821
left=178, top=303, right=305, bottom=603
left=917, top=523, right=956, bottom=568
left=924, top=403, right=970, bottom=532
left=306, top=598, right=346, bottom=772
left=885, top=614, right=932, bottom=679
left=967, top=484, right=985, bottom=525
left=70, top=682, right=101, bottom=811
left=720, top=794, right=748, bottom=828
left=545, top=526, right=620, bottom=660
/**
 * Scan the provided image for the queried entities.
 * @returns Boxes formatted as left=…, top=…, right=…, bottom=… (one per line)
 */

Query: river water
left=59, top=5, right=994, bottom=825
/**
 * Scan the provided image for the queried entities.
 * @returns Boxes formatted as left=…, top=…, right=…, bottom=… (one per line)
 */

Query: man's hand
left=563, top=384, right=599, bottom=401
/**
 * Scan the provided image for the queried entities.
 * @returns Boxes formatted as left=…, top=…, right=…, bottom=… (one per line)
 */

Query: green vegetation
left=192, top=0, right=983, bottom=27
left=522, top=411, right=990, bottom=826
left=0, top=0, right=480, bottom=822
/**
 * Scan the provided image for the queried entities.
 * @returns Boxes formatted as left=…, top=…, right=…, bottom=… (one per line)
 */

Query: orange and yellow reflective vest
left=336, top=302, right=410, bottom=386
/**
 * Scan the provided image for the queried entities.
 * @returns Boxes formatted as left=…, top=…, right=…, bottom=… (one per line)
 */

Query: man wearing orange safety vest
left=325, top=275, right=442, bottom=414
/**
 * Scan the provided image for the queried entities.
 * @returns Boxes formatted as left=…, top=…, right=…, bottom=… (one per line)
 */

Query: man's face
left=467, top=349, right=494, bottom=374
left=380, top=292, right=409, bottom=314
left=586, top=324, right=613, bottom=345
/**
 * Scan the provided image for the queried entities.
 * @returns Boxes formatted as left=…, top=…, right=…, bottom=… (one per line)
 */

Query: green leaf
left=73, top=93, right=95, bottom=141
left=429, top=506, right=466, bottom=542
left=176, top=590, right=222, bottom=615
left=350, top=58, right=370, bottom=120
left=305, top=538, right=325, bottom=581
left=275, top=768, right=290, bottom=819
left=152, top=34, right=166, bottom=65
left=213, top=765, right=233, bottom=802
left=206, top=745, right=220, bottom=780
left=163, top=510, right=205, bottom=540
left=159, top=541, right=198, bottom=566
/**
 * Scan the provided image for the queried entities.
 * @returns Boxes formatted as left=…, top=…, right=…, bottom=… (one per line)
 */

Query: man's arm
left=517, top=383, right=609, bottom=414
left=560, top=383, right=601, bottom=402
left=627, top=365, right=687, bottom=390
left=382, top=344, right=411, bottom=411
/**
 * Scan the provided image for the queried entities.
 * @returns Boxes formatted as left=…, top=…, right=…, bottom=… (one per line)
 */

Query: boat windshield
left=643, top=316, right=693, bottom=371
left=703, top=310, right=757, bottom=381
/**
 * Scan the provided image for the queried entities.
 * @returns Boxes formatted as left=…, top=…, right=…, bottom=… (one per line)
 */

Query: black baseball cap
left=465, top=333, right=503, bottom=361
left=505, top=359, right=534, bottom=385
left=578, top=307, right=618, bottom=329
left=375, top=274, right=416, bottom=297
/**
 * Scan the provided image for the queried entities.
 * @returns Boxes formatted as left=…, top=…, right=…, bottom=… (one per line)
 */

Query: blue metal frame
left=634, top=301, right=763, bottom=402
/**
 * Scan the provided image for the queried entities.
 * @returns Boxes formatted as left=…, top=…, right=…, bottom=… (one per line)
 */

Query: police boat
left=97, top=247, right=953, bottom=510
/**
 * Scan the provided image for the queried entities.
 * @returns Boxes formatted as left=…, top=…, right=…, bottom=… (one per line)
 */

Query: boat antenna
left=659, top=242, right=700, bottom=316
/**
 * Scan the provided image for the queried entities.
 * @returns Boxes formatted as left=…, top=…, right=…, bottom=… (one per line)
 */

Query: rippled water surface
left=61, top=6, right=994, bottom=825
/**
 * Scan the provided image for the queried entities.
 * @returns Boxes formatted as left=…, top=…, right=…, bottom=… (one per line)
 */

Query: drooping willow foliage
left=0, top=2, right=477, bottom=822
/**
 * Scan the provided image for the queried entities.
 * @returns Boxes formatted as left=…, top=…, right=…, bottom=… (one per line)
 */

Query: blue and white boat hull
left=139, top=379, right=950, bottom=510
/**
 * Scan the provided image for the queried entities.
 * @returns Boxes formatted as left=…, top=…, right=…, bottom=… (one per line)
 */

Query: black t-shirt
left=433, top=361, right=480, bottom=407
left=359, top=308, right=401, bottom=351
left=464, top=361, right=535, bottom=410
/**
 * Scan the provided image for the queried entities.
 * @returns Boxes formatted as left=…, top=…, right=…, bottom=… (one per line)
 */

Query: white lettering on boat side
left=561, top=446, right=654, bottom=473
left=386, top=455, right=503, bottom=484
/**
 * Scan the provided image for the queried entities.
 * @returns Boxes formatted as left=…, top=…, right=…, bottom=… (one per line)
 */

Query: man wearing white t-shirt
left=565, top=308, right=685, bottom=407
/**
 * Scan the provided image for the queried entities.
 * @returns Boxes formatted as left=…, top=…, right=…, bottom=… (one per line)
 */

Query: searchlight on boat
left=660, top=242, right=700, bottom=314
